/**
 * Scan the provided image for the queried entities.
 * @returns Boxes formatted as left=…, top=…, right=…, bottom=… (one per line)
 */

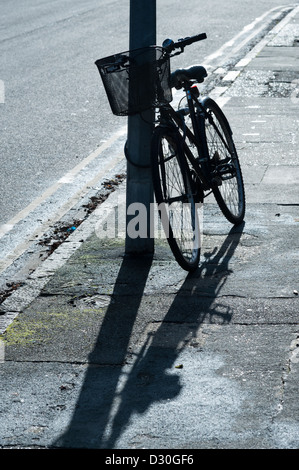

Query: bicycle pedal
left=211, top=176, right=222, bottom=186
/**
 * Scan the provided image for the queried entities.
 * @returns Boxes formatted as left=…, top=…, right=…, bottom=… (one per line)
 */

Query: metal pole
left=125, top=0, right=156, bottom=254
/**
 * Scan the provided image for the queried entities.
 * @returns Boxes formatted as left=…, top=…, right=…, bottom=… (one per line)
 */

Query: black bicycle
left=95, top=33, right=245, bottom=271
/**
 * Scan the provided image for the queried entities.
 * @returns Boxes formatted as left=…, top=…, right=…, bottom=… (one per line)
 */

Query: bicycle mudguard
left=199, top=97, right=233, bottom=136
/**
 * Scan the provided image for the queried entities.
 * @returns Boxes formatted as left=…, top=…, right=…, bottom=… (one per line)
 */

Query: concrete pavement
left=0, top=6, right=298, bottom=449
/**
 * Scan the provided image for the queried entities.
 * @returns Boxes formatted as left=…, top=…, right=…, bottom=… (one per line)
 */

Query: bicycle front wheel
left=151, top=126, right=200, bottom=272
left=202, top=97, right=245, bottom=225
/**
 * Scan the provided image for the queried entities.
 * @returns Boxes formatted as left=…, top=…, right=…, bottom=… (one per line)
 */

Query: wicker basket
left=95, top=46, right=172, bottom=116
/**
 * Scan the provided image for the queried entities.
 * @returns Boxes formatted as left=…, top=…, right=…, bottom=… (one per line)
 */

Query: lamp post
left=125, top=0, right=156, bottom=255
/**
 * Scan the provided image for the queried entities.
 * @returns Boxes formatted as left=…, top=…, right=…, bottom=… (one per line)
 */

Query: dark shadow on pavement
left=53, top=223, right=244, bottom=448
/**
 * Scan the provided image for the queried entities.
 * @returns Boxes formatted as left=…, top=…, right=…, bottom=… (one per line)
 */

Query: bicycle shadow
left=53, top=223, right=244, bottom=448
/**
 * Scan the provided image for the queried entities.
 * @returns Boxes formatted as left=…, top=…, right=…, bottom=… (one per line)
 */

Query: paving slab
left=247, top=47, right=299, bottom=72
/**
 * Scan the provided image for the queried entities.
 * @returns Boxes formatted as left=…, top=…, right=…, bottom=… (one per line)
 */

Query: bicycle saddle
left=170, top=65, right=207, bottom=89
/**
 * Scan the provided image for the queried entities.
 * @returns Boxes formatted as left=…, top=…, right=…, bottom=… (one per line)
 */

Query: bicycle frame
left=158, top=92, right=212, bottom=193
left=157, top=79, right=236, bottom=196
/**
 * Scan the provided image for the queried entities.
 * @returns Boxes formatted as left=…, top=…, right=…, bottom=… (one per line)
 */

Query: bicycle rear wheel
left=202, top=97, right=245, bottom=225
left=151, top=126, right=200, bottom=271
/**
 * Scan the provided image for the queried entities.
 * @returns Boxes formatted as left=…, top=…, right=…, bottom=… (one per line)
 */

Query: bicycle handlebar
left=162, top=33, right=207, bottom=53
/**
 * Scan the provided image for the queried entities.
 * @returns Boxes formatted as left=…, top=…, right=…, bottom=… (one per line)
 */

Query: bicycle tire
left=151, top=126, right=201, bottom=271
left=202, top=97, right=245, bottom=225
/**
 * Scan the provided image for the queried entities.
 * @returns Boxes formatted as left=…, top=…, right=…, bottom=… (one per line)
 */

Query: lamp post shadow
left=53, top=223, right=244, bottom=449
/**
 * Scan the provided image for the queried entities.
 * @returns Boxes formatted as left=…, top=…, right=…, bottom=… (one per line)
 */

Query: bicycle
left=95, top=33, right=245, bottom=272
